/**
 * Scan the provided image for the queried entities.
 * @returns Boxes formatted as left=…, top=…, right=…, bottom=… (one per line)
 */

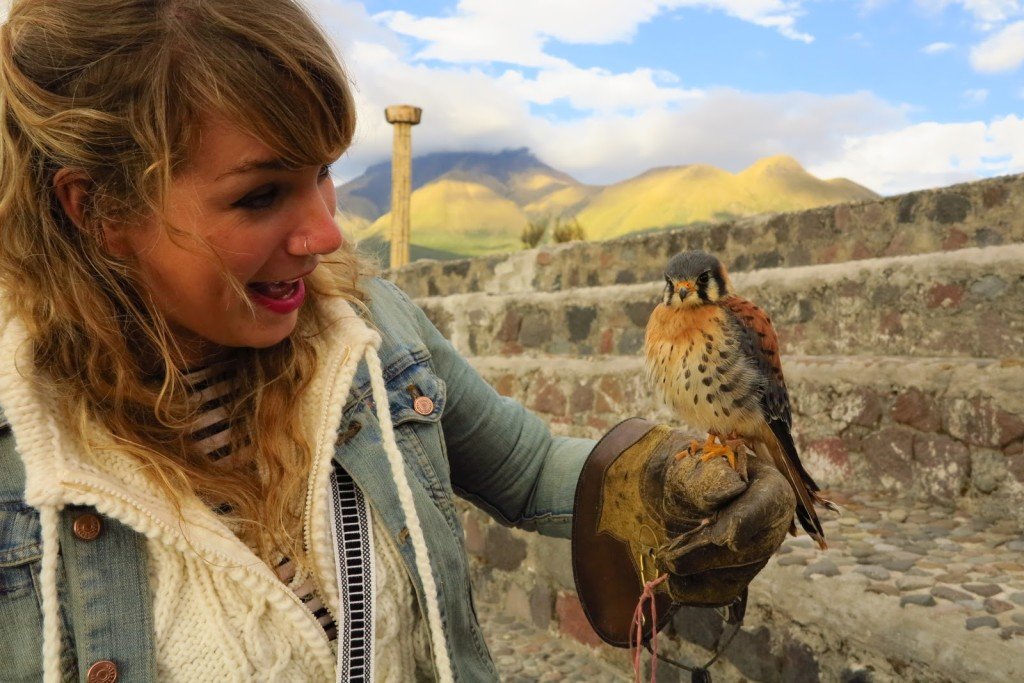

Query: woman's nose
left=291, top=194, right=343, bottom=256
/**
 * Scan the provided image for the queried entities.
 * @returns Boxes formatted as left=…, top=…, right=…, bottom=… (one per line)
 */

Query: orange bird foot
left=675, top=439, right=704, bottom=460
left=699, top=433, right=738, bottom=470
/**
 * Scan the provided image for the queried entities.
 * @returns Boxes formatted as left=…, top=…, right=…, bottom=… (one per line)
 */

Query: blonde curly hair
left=0, top=0, right=371, bottom=570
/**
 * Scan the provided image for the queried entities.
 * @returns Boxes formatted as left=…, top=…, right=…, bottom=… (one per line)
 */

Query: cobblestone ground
left=478, top=491, right=1024, bottom=682
left=478, top=606, right=628, bottom=682
left=785, top=491, right=1024, bottom=641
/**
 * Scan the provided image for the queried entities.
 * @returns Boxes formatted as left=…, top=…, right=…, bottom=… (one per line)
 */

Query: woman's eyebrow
left=215, top=157, right=287, bottom=181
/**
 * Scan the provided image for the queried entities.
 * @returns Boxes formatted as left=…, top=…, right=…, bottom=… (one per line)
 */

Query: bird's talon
left=699, top=442, right=739, bottom=470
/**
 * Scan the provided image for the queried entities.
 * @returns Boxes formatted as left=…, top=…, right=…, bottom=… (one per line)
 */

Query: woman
left=0, top=1, right=597, bottom=679
left=0, top=1, right=790, bottom=681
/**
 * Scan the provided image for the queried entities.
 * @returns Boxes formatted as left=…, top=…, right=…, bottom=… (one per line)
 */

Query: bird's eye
left=697, top=272, right=710, bottom=284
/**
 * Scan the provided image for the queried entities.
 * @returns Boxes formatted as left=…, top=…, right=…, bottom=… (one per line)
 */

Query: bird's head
left=662, top=250, right=732, bottom=307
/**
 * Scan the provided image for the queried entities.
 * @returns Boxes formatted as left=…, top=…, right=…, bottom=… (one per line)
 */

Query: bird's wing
left=721, top=295, right=833, bottom=546
left=719, top=295, right=791, bottom=427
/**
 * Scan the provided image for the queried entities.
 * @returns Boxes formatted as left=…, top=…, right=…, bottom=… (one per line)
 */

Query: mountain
left=366, top=178, right=529, bottom=256
left=336, top=148, right=589, bottom=221
left=575, top=155, right=878, bottom=240
left=337, top=150, right=879, bottom=260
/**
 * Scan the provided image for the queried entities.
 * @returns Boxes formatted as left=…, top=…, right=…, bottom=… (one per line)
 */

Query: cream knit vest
left=0, top=297, right=453, bottom=682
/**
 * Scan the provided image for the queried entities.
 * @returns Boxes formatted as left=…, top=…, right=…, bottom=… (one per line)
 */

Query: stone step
left=466, top=353, right=1024, bottom=526
left=417, top=245, right=1024, bottom=360
left=467, top=492, right=1024, bottom=682
left=390, top=173, right=1024, bottom=297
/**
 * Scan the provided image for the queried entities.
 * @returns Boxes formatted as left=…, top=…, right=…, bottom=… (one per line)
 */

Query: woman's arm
left=377, top=278, right=593, bottom=538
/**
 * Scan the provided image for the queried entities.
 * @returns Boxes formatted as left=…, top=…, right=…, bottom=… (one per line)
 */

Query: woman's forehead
left=184, top=112, right=286, bottom=183
left=183, top=105, right=336, bottom=182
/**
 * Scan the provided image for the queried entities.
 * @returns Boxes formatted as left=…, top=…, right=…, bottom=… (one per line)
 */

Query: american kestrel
left=643, top=250, right=834, bottom=549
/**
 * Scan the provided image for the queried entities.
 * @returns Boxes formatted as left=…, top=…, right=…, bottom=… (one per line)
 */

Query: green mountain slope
left=576, top=155, right=878, bottom=240
left=360, top=179, right=528, bottom=256
left=339, top=151, right=879, bottom=259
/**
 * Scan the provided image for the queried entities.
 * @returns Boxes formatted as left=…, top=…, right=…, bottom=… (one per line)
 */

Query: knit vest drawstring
left=364, top=343, right=455, bottom=682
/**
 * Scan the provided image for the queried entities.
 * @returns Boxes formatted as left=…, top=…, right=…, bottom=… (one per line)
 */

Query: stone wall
left=386, top=171, right=1024, bottom=681
left=392, top=174, right=1024, bottom=298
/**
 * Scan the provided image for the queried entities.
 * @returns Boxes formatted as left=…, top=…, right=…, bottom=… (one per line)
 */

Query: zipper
left=300, top=342, right=354, bottom=635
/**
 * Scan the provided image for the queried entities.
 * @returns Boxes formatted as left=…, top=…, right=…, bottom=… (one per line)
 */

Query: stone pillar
left=385, top=105, right=422, bottom=269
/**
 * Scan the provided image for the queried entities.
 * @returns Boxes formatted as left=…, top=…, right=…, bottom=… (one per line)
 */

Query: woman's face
left=119, top=113, right=342, bottom=362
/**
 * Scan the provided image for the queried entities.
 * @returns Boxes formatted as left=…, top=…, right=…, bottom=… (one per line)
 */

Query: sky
left=305, top=0, right=1024, bottom=196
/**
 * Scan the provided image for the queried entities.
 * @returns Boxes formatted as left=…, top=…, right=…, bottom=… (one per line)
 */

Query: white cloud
left=498, top=66, right=702, bottom=112
left=810, top=115, right=1024, bottom=194
left=527, top=89, right=902, bottom=184
left=377, top=0, right=813, bottom=68
left=918, top=0, right=1022, bottom=28
left=970, top=20, right=1024, bottom=72
left=922, top=41, right=955, bottom=54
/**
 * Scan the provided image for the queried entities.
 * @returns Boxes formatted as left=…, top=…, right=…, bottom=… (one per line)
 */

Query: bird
left=643, top=249, right=835, bottom=549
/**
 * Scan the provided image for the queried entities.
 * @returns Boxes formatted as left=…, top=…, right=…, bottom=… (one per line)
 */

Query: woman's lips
left=247, top=278, right=306, bottom=314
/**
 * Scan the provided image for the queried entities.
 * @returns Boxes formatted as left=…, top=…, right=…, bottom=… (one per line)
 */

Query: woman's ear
left=52, top=168, right=133, bottom=258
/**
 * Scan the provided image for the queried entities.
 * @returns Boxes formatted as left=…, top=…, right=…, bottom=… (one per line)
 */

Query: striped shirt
left=183, top=364, right=338, bottom=642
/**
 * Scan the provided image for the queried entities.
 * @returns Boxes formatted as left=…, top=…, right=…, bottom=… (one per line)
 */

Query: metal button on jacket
left=73, top=513, right=102, bottom=541
left=86, top=660, right=118, bottom=683
left=413, top=396, right=434, bottom=416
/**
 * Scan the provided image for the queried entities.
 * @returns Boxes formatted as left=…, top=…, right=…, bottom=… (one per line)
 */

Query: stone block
left=805, top=437, right=851, bottom=473
left=595, top=376, right=626, bottom=414
left=463, top=511, right=486, bottom=557
left=891, top=389, right=941, bottom=433
left=565, top=306, right=598, bottom=343
left=942, top=227, right=969, bottom=250
left=623, top=300, right=653, bottom=328
left=728, top=626, right=781, bottom=681
left=781, top=640, right=821, bottom=683
left=505, top=583, right=531, bottom=622
left=912, top=434, right=970, bottom=498
left=969, top=275, right=1008, bottom=300
left=496, top=309, right=522, bottom=343
left=970, top=449, right=1006, bottom=495
left=518, top=312, right=552, bottom=348
left=860, top=427, right=915, bottom=489
left=897, top=194, right=918, bottom=223
left=981, top=183, right=1008, bottom=207
left=945, top=398, right=1024, bottom=449
left=532, top=536, right=576, bottom=590
left=931, top=192, right=971, bottom=224
left=830, top=388, right=882, bottom=428
left=926, top=282, right=965, bottom=309
left=671, top=605, right=723, bottom=650
left=570, top=383, right=595, bottom=413
left=530, top=381, right=566, bottom=417
left=529, top=584, right=553, bottom=629
left=484, top=524, right=527, bottom=571
left=555, top=592, right=603, bottom=647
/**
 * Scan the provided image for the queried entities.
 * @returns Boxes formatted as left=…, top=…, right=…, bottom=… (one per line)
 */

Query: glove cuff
left=571, top=418, right=676, bottom=648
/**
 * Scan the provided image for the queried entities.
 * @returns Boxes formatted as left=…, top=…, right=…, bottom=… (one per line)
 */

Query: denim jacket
left=0, top=277, right=594, bottom=681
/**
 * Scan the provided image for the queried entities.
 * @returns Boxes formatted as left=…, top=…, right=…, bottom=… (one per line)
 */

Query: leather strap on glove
left=572, top=418, right=795, bottom=647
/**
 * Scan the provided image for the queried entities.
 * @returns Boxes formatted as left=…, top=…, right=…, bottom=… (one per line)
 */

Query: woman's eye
left=318, top=163, right=333, bottom=181
left=233, top=186, right=278, bottom=210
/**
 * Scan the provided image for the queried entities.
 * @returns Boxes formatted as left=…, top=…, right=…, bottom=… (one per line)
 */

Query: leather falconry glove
left=572, top=418, right=796, bottom=646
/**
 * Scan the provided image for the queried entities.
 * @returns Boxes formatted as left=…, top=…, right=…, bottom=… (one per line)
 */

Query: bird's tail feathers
left=755, top=438, right=828, bottom=550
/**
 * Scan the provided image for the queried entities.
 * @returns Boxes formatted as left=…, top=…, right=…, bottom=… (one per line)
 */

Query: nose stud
left=304, top=237, right=310, bottom=256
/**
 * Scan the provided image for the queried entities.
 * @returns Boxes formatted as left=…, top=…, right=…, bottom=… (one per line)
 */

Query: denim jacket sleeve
left=372, top=278, right=594, bottom=538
